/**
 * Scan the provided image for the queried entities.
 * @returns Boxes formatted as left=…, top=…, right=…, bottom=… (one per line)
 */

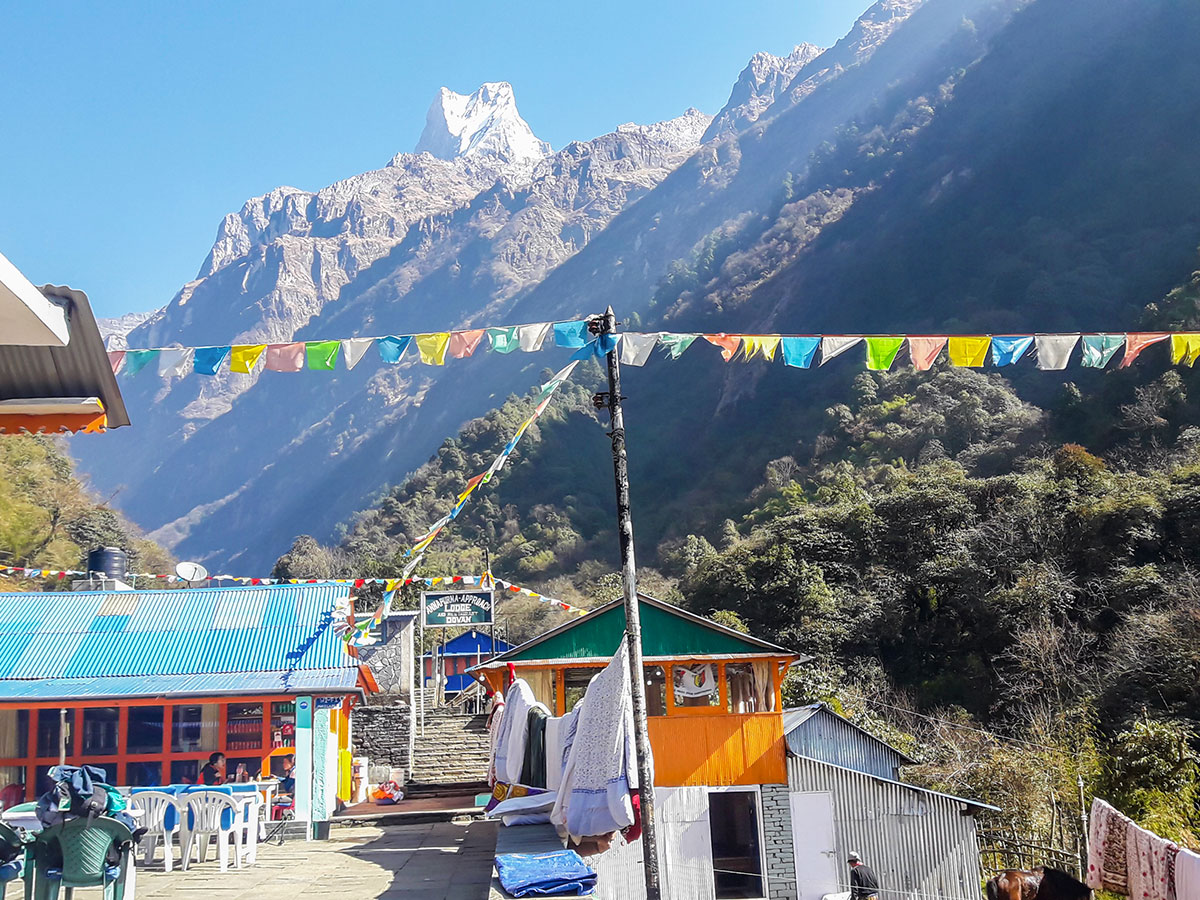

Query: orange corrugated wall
left=647, top=714, right=786, bottom=786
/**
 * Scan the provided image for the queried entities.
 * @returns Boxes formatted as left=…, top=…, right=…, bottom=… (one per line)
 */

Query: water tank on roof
left=87, top=546, right=127, bottom=580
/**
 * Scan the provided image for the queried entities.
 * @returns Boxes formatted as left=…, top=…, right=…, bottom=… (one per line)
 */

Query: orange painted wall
left=647, top=714, right=786, bottom=786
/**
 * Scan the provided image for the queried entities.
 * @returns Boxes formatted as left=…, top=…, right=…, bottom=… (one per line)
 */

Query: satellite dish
left=175, top=561, right=209, bottom=584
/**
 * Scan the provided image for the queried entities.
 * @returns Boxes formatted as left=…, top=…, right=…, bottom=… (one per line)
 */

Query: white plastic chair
left=179, top=791, right=243, bottom=873
left=231, top=790, right=262, bottom=864
left=134, top=790, right=183, bottom=872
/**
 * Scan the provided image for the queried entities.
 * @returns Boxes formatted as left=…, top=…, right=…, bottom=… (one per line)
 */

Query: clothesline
left=107, top=322, right=1200, bottom=381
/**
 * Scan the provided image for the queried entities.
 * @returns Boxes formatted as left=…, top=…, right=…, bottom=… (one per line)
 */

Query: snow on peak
left=415, top=82, right=551, bottom=164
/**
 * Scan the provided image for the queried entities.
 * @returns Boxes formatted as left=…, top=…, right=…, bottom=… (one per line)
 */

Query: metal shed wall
left=785, top=706, right=909, bottom=780
left=788, top=755, right=984, bottom=900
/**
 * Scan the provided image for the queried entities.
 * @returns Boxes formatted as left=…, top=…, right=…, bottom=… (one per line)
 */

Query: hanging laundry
left=488, top=692, right=506, bottom=788
left=264, top=343, right=306, bottom=372
left=341, top=338, right=375, bottom=370
left=122, top=349, right=159, bottom=377
left=1088, top=797, right=1133, bottom=894
left=1177, top=848, right=1200, bottom=900
left=306, top=340, right=340, bottom=371
left=865, top=337, right=904, bottom=371
left=1081, top=334, right=1125, bottom=368
left=619, top=333, right=657, bottom=367
left=780, top=336, right=820, bottom=368
left=907, top=337, right=947, bottom=371
left=991, top=336, right=1034, bottom=367
left=517, top=323, right=552, bottom=352
left=157, top=347, right=193, bottom=377
left=1127, top=820, right=1176, bottom=900
left=521, top=706, right=549, bottom=789
left=449, top=329, right=486, bottom=358
left=657, top=333, right=697, bottom=359
left=488, top=326, right=521, bottom=354
left=193, top=346, right=230, bottom=375
left=704, top=333, right=742, bottom=361
left=1121, top=333, right=1169, bottom=367
left=415, top=332, right=451, bottom=365
left=553, top=320, right=591, bottom=348
left=551, top=640, right=647, bottom=843
left=947, top=336, right=991, bottom=367
left=1035, top=334, right=1079, bottom=370
left=820, top=336, right=862, bottom=365
left=106, top=351, right=126, bottom=374
left=494, top=678, right=539, bottom=786
left=1170, top=333, right=1200, bottom=367
left=230, top=344, right=268, bottom=374
left=544, top=709, right=573, bottom=793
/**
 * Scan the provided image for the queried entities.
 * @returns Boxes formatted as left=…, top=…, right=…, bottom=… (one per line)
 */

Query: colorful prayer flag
left=553, top=320, right=591, bottom=348
left=1035, top=334, right=1079, bottom=370
left=194, top=346, right=230, bottom=375
left=449, top=330, right=486, bottom=358
left=415, top=332, right=451, bottom=365
left=780, top=336, right=820, bottom=368
left=865, top=337, right=904, bottom=371
left=1121, top=333, right=1169, bottom=367
left=991, top=336, right=1034, bottom=367
left=1170, top=333, right=1200, bottom=367
left=264, top=343, right=306, bottom=372
left=947, top=336, right=990, bottom=367
left=742, top=336, right=781, bottom=361
left=517, top=323, right=552, bottom=352
left=230, top=344, right=268, bottom=374
left=158, top=348, right=193, bottom=378
left=106, top=351, right=125, bottom=374
left=378, top=335, right=412, bottom=364
left=619, top=333, right=657, bottom=367
left=819, top=336, right=861, bottom=365
left=705, top=334, right=742, bottom=361
left=122, top=349, right=159, bottom=376
left=341, top=338, right=375, bottom=370
left=306, top=340, right=341, bottom=371
left=487, top=326, right=520, bottom=354
left=1081, top=334, right=1124, bottom=368
left=658, top=333, right=698, bottom=359
left=907, top=337, right=946, bottom=371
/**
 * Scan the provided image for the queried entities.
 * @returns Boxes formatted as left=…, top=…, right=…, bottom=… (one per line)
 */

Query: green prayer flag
left=306, top=340, right=340, bottom=370
left=487, top=326, right=520, bottom=354
left=658, top=333, right=697, bottom=359
left=1081, top=334, right=1124, bottom=368
left=122, top=349, right=160, bottom=376
left=865, top=337, right=905, bottom=371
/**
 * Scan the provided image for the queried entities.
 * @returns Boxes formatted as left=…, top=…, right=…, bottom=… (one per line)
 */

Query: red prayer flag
left=1121, top=332, right=1169, bottom=367
left=704, top=333, right=742, bottom=362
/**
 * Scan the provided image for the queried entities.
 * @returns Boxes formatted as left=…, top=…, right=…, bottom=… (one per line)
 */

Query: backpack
left=36, top=764, right=110, bottom=829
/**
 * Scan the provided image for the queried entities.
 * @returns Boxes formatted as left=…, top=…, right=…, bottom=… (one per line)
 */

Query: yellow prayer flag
left=230, top=344, right=268, bottom=373
left=743, top=336, right=781, bottom=361
left=384, top=579, right=400, bottom=592
left=947, top=336, right=991, bottom=367
left=1170, top=334, right=1200, bottom=367
left=415, top=332, right=451, bottom=365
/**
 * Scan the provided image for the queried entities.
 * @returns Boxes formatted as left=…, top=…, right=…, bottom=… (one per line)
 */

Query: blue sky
left=0, top=1, right=871, bottom=318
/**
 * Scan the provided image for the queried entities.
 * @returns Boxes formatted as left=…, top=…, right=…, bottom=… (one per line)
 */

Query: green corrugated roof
left=498, top=595, right=792, bottom=662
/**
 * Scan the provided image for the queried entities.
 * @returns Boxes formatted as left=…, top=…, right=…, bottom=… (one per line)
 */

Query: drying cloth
left=488, top=693, right=506, bottom=788
left=495, top=850, right=597, bottom=897
left=545, top=716, right=565, bottom=792
left=1088, top=797, right=1131, bottom=894
left=551, top=641, right=648, bottom=842
left=522, top=707, right=549, bottom=789
left=1176, top=849, right=1200, bottom=900
left=1128, top=820, right=1176, bottom=900
left=494, top=679, right=536, bottom=786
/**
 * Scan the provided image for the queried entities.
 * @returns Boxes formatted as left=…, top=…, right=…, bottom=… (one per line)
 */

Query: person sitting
left=200, top=752, right=226, bottom=785
left=278, top=754, right=296, bottom=795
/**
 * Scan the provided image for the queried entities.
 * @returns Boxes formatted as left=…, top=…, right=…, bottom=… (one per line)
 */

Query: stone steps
left=410, top=710, right=492, bottom=785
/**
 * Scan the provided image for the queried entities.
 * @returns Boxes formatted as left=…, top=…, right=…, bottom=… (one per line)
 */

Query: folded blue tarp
left=495, top=850, right=597, bottom=897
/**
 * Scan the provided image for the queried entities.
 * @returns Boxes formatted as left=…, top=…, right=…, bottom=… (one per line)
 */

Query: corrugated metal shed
left=0, top=584, right=359, bottom=700
left=784, top=703, right=915, bottom=779
left=0, top=668, right=359, bottom=700
left=789, top=755, right=994, bottom=900
left=0, top=284, right=129, bottom=428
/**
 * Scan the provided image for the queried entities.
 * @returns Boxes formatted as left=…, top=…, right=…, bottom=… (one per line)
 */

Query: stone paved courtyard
left=133, top=821, right=499, bottom=900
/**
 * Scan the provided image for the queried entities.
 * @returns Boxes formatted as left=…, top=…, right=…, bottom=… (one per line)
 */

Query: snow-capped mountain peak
left=414, top=82, right=551, bottom=164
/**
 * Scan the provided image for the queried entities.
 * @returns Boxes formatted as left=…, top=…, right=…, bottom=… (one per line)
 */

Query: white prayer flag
left=819, top=336, right=862, bottom=365
left=342, top=338, right=375, bottom=370
left=620, top=333, right=657, bottom=367
left=517, top=322, right=552, bottom=352
left=157, top=347, right=193, bottom=378
left=1035, top=334, right=1079, bottom=370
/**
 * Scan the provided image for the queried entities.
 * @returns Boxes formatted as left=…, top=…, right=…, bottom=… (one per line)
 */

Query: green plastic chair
left=0, top=822, right=30, bottom=900
left=30, top=817, right=133, bottom=900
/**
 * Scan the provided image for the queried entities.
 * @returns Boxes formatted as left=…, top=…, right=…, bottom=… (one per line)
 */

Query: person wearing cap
left=848, top=852, right=881, bottom=900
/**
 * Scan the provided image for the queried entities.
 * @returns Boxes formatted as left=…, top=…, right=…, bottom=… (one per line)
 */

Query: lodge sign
left=422, top=590, right=494, bottom=627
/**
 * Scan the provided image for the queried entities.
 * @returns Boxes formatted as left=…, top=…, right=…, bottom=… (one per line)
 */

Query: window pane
left=227, top=757, right=260, bottom=782
left=126, top=706, right=165, bottom=754
left=170, top=759, right=199, bottom=785
left=227, top=703, right=264, bottom=752
left=171, top=704, right=220, bottom=752
left=270, top=701, right=296, bottom=750
left=36, top=709, right=75, bottom=758
left=563, top=668, right=596, bottom=713
left=82, top=707, right=119, bottom=755
left=644, top=666, right=666, bottom=716
left=127, top=761, right=163, bottom=787
left=0, top=765, right=26, bottom=809
left=0, top=710, right=29, bottom=758
left=709, top=791, right=765, bottom=899
left=673, top=664, right=719, bottom=707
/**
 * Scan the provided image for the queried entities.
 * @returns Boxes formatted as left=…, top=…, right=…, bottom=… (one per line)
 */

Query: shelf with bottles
left=270, top=701, right=296, bottom=750
left=226, top=702, right=264, bottom=752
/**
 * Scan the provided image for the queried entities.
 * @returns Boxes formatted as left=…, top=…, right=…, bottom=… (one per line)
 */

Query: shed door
left=790, top=791, right=841, bottom=900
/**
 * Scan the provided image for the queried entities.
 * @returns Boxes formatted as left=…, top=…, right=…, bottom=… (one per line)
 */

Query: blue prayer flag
left=193, top=346, right=231, bottom=375
left=780, top=337, right=820, bottom=368
left=378, top=336, right=412, bottom=364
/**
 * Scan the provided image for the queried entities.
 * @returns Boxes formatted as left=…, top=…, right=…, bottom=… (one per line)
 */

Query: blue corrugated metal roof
left=0, top=585, right=359, bottom=699
left=0, top=668, right=360, bottom=701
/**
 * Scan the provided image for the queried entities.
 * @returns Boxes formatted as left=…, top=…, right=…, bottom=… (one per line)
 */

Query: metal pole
left=59, top=708, right=67, bottom=765
left=599, top=306, right=662, bottom=899
left=1077, top=773, right=1089, bottom=876
left=485, top=547, right=496, bottom=660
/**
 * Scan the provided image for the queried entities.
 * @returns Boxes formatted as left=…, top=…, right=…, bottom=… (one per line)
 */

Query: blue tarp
left=495, top=850, right=596, bottom=897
